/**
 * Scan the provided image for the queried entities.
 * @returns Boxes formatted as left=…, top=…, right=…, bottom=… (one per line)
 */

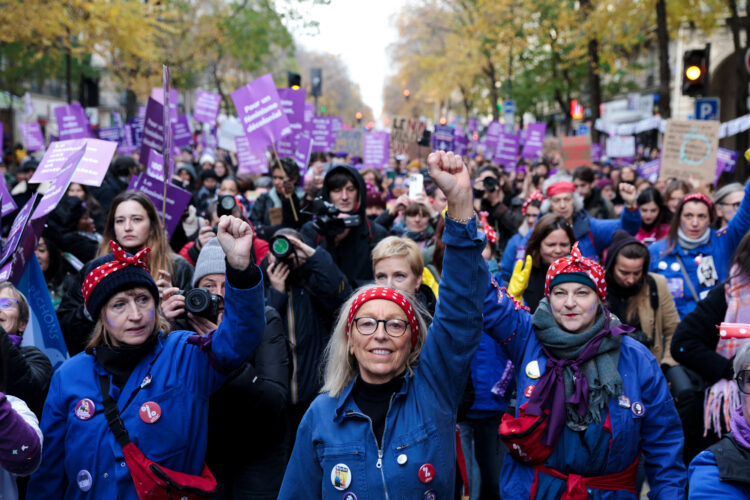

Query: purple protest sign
left=151, top=87, right=178, bottom=124
left=97, top=126, right=122, bottom=144
left=293, top=134, right=313, bottom=171
left=467, top=118, right=478, bottom=134
left=140, top=97, right=164, bottom=165
left=55, top=102, right=93, bottom=140
left=31, top=145, right=86, bottom=220
left=433, top=125, right=454, bottom=152
left=0, top=176, right=17, bottom=217
left=172, top=114, right=192, bottom=148
left=20, top=122, right=44, bottom=152
left=135, top=174, right=192, bottom=239
left=193, top=90, right=221, bottom=124
left=276, top=88, right=306, bottom=157
left=454, top=134, right=469, bottom=157
left=715, top=147, right=739, bottom=184
left=521, top=123, right=546, bottom=160
left=493, top=132, right=520, bottom=169
left=231, top=74, right=291, bottom=152
left=362, top=132, right=390, bottom=169
left=119, top=124, right=138, bottom=155
left=235, top=136, right=269, bottom=175
left=591, top=143, right=603, bottom=163
left=304, top=103, right=314, bottom=124
left=329, top=117, right=343, bottom=150
left=145, top=149, right=175, bottom=181
left=637, top=159, right=660, bottom=183
left=484, top=121, right=502, bottom=155
left=0, top=193, right=39, bottom=267
left=32, top=139, right=117, bottom=187
left=310, top=117, right=332, bottom=152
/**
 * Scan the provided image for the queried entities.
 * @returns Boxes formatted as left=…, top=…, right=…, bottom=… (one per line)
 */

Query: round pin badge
left=75, top=398, right=96, bottom=421
left=524, top=385, right=535, bottom=398
left=77, top=469, right=93, bottom=492
left=423, top=490, right=437, bottom=500
left=618, top=395, right=631, bottom=409
left=342, top=493, right=357, bottom=500
left=140, top=374, right=152, bottom=389
left=139, top=401, right=162, bottom=424
left=631, top=401, right=645, bottom=417
left=331, top=463, right=352, bottom=491
left=525, top=361, right=540, bottom=379
left=670, top=262, right=681, bottom=272
left=418, top=463, right=435, bottom=484
left=397, top=453, right=408, bottom=465
left=658, top=261, right=668, bottom=271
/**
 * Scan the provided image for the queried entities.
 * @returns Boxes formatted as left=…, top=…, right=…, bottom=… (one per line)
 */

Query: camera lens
left=217, top=195, right=237, bottom=217
left=483, top=177, right=498, bottom=191
left=184, top=289, right=209, bottom=314
left=270, top=235, right=293, bottom=260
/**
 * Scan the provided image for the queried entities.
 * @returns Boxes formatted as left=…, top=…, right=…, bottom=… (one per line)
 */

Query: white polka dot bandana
left=347, top=287, right=419, bottom=348
left=544, top=242, right=607, bottom=300
left=82, top=240, right=152, bottom=308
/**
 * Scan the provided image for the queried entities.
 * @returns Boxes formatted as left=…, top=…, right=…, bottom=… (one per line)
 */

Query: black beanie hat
left=604, top=229, right=649, bottom=271
left=82, top=245, right=160, bottom=321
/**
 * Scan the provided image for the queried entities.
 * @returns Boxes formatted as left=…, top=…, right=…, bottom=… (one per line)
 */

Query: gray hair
left=320, top=284, right=431, bottom=397
left=734, top=342, right=750, bottom=376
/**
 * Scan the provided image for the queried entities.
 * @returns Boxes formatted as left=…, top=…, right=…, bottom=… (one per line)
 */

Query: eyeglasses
left=736, top=369, right=750, bottom=395
left=720, top=201, right=742, bottom=210
left=352, top=317, right=410, bottom=337
left=0, top=298, right=18, bottom=309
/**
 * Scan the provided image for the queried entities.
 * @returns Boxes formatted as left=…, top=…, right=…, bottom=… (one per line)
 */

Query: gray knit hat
left=712, top=182, right=744, bottom=205
left=192, top=238, right=226, bottom=287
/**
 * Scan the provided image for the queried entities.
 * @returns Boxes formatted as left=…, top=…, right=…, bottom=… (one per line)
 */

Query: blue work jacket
left=278, top=217, right=488, bottom=499
left=688, top=449, right=750, bottom=499
left=649, top=180, right=750, bottom=318
left=27, top=274, right=266, bottom=499
left=483, top=278, right=686, bottom=499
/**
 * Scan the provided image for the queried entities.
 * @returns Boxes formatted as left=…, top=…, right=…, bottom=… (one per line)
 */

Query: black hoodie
left=300, top=165, right=388, bottom=288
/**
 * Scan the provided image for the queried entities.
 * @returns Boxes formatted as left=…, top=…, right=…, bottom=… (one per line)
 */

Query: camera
left=217, top=194, right=237, bottom=217
left=303, top=197, right=361, bottom=236
left=482, top=177, right=499, bottom=192
left=269, top=234, right=296, bottom=269
left=178, top=288, right=222, bottom=324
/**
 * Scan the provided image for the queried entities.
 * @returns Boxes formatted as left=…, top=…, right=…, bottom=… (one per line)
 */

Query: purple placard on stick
left=310, top=117, right=332, bottom=152
left=193, top=90, right=221, bottom=124
left=591, top=143, right=603, bottom=163
left=119, top=124, right=138, bottom=155
left=55, top=102, right=93, bottom=140
left=304, top=103, right=314, bottom=124
left=145, top=149, right=174, bottom=181
left=235, top=136, right=268, bottom=175
left=135, top=174, right=192, bottom=238
left=329, top=117, right=343, bottom=149
left=0, top=176, right=17, bottom=217
left=433, top=125, right=454, bottom=152
left=362, top=132, right=390, bottom=169
left=293, top=134, right=313, bottom=172
left=454, top=134, right=469, bottom=157
left=0, top=193, right=38, bottom=267
left=231, top=74, right=291, bottom=152
left=172, top=114, right=192, bottom=148
left=493, top=132, right=520, bottom=169
left=97, top=126, right=122, bottom=144
left=715, top=147, right=739, bottom=184
left=484, top=121, right=502, bottom=154
left=31, top=145, right=86, bottom=220
left=521, top=123, right=546, bottom=160
left=151, top=87, right=178, bottom=124
left=140, top=97, right=164, bottom=165
left=20, top=122, right=45, bottom=152
left=31, top=139, right=117, bottom=187
left=276, top=88, right=306, bottom=157
left=637, top=159, right=661, bottom=183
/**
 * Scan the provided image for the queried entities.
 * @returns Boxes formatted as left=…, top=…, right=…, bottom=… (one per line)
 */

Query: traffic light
left=355, top=112, right=363, bottom=124
left=570, top=100, right=584, bottom=120
left=311, top=68, right=322, bottom=97
left=682, top=47, right=709, bottom=96
left=287, top=72, right=301, bottom=89
left=403, top=89, right=411, bottom=101
left=320, top=105, right=326, bottom=113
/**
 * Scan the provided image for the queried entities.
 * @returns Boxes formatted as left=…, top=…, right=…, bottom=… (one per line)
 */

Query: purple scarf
left=732, top=404, right=750, bottom=450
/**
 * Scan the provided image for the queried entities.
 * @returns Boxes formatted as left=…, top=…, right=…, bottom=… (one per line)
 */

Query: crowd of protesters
left=0, top=131, right=750, bottom=500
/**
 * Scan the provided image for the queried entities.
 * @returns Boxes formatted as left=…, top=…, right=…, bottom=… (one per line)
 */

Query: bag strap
left=674, top=254, right=700, bottom=303
left=98, top=375, right=132, bottom=448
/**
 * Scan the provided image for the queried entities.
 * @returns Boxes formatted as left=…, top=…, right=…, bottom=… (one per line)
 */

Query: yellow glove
left=507, top=255, right=532, bottom=302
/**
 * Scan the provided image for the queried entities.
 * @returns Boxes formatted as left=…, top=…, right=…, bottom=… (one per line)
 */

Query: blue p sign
left=695, top=98, right=719, bottom=121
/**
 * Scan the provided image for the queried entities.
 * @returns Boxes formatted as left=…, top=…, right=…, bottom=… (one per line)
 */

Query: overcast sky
left=294, top=0, right=404, bottom=117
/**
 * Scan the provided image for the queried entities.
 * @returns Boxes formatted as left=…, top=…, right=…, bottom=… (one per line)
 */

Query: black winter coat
left=2, top=330, right=53, bottom=417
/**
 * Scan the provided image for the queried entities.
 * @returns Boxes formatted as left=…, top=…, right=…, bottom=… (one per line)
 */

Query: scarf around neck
left=528, top=299, right=631, bottom=446
left=678, top=227, right=711, bottom=250
left=732, top=404, right=750, bottom=450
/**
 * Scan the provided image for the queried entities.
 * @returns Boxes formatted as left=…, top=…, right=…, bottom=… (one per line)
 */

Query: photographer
left=250, top=157, right=305, bottom=241
left=161, top=238, right=289, bottom=499
left=473, top=166, right=522, bottom=259
left=262, top=228, right=352, bottom=450
left=300, top=165, right=388, bottom=288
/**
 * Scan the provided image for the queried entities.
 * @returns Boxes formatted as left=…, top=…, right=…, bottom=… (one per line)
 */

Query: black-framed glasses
left=352, top=317, right=410, bottom=337
left=737, top=369, right=750, bottom=395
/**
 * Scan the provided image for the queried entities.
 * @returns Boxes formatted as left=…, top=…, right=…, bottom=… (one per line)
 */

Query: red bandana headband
left=681, top=192, right=713, bottom=212
left=522, top=190, right=545, bottom=216
left=544, top=242, right=607, bottom=300
left=479, top=212, right=498, bottom=245
left=546, top=181, right=576, bottom=198
left=82, top=241, right=152, bottom=308
left=347, top=287, right=420, bottom=348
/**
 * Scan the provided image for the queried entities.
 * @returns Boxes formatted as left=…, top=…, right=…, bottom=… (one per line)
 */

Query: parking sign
left=695, top=98, right=720, bottom=121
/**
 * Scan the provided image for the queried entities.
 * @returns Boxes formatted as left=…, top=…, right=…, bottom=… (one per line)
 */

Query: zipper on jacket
left=286, top=293, right=298, bottom=403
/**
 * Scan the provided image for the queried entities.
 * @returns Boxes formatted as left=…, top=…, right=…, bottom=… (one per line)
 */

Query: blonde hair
left=321, top=284, right=431, bottom=397
left=371, top=236, right=424, bottom=279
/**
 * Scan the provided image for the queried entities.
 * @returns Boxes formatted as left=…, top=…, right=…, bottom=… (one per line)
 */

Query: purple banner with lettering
left=293, top=134, right=313, bottom=171
left=145, top=149, right=174, bottom=182
left=362, top=132, right=390, bottom=169
left=119, top=124, right=138, bottom=155
left=276, top=88, right=306, bottom=157
left=235, top=136, right=268, bottom=175
left=20, top=122, right=44, bottom=151
left=637, top=159, right=660, bottom=183
left=231, top=73, right=290, bottom=152
left=0, top=176, right=17, bottom=216
left=591, top=143, right=603, bottom=163
left=521, top=123, right=546, bottom=160
left=140, top=97, right=164, bottom=165
left=0, top=193, right=38, bottom=267
left=433, top=125, right=454, bottom=152
left=493, top=132, right=520, bottom=169
left=193, top=89, right=221, bottom=124
left=134, top=174, right=192, bottom=238
left=97, top=126, right=122, bottom=144
left=304, top=103, right=315, bottom=123
left=171, top=114, right=192, bottom=148
left=55, top=102, right=93, bottom=140
left=32, top=145, right=86, bottom=220
left=467, top=118, right=478, bottom=134
left=310, top=116, right=332, bottom=152
left=152, top=87, right=178, bottom=124
left=32, top=139, right=117, bottom=187
left=484, top=121, right=502, bottom=155
left=454, top=134, right=469, bottom=157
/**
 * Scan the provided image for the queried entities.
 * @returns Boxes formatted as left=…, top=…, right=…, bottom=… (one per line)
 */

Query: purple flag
left=235, top=136, right=268, bottom=175
left=55, top=102, right=93, bottom=140
left=293, top=134, right=313, bottom=171
left=362, top=132, right=390, bottom=169
left=140, top=97, right=164, bottom=166
left=493, top=132, right=520, bottom=169
left=454, top=134, right=469, bottom=157
left=231, top=74, right=291, bottom=151
left=134, top=174, right=192, bottom=238
left=151, top=87, right=178, bottom=124
left=521, top=123, right=546, bottom=160
left=194, top=90, right=222, bottom=124
left=32, top=139, right=117, bottom=187
left=433, top=125, right=454, bottom=152
left=171, top=114, right=192, bottom=148
left=32, top=145, right=87, bottom=220
left=0, top=193, right=39, bottom=267
left=0, top=176, right=17, bottom=216
left=276, top=88, right=306, bottom=157
left=20, top=122, right=44, bottom=151
left=637, top=159, right=660, bottom=183
left=310, top=117, right=332, bottom=152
